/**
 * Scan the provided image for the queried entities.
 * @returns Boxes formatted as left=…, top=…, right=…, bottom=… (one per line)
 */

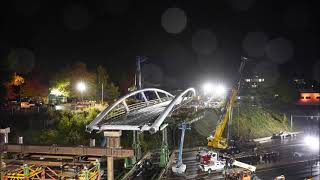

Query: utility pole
left=290, top=115, right=293, bottom=131
left=101, top=83, right=104, bottom=104
left=238, top=102, right=240, bottom=137
left=227, top=107, right=233, bottom=141
left=135, top=56, right=148, bottom=90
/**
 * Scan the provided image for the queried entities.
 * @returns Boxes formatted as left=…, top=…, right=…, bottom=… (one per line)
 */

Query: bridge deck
left=98, top=101, right=171, bottom=131
left=87, top=88, right=196, bottom=132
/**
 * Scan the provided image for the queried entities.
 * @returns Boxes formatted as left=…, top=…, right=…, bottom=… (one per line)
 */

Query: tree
left=49, top=63, right=119, bottom=101
left=105, top=82, right=120, bottom=101
left=49, top=80, right=70, bottom=97
left=96, top=65, right=120, bottom=102
left=2, top=73, right=25, bottom=100
left=12, top=73, right=24, bottom=86
left=50, top=62, right=97, bottom=99
left=97, top=65, right=109, bottom=86
left=68, top=62, right=97, bottom=99
left=255, top=76, right=298, bottom=107
left=20, top=78, right=48, bottom=98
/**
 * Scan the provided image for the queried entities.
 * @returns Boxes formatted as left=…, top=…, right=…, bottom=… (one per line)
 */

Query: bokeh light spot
left=192, top=30, right=218, bottom=55
left=243, top=32, right=268, bottom=58
left=265, top=38, right=294, bottom=64
left=161, top=8, right=187, bottom=34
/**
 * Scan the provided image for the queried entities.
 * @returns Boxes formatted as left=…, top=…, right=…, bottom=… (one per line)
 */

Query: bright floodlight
left=202, top=83, right=226, bottom=97
left=214, top=85, right=226, bottom=96
left=76, top=82, right=86, bottom=92
left=304, top=135, right=319, bottom=151
left=203, top=83, right=214, bottom=95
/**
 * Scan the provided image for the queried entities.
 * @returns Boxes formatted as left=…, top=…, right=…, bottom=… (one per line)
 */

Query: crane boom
left=207, top=88, right=238, bottom=149
left=207, top=57, right=247, bottom=149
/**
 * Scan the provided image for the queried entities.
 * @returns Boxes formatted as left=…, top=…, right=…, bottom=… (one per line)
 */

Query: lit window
left=245, top=79, right=250, bottom=82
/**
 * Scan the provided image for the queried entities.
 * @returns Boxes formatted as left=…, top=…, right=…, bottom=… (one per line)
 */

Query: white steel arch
left=86, top=88, right=174, bottom=132
left=147, top=88, right=196, bottom=133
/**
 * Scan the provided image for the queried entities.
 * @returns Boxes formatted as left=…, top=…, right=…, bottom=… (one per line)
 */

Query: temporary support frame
left=124, top=130, right=142, bottom=169
left=159, top=127, right=169, bottom=168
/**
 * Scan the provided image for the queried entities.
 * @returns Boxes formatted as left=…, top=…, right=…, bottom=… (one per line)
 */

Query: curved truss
left=86, top=88, right=174, bottom=132
left=147, top=88, right=196, bottom=133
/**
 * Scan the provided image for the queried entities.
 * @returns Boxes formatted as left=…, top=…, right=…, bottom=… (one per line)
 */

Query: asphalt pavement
left=163, top=135, right=319, bottom=180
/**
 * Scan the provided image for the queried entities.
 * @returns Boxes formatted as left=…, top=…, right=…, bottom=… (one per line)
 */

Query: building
left=297, top=91, right=320, bottom=106
left=293, top=78, right=306, bottom=89
left=241, top=75, right=265, bottom=89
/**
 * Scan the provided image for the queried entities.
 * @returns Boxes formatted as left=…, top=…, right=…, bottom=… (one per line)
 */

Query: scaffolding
left=79, top=160, right=100, bottom=180
left=1, top=160, right=100, bottom=180
left=2, top=164, right=59, bottom=180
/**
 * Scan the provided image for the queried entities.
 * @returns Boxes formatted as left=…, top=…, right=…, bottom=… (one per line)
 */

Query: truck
left=223, top=159, right=256, bottom=180
left=198, top=151, right=226, bottom=173
left=198, top=150, right=257, bottom=180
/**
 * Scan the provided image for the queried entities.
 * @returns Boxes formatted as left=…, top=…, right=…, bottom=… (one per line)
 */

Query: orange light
left=298, top=93, right=320, bottom=105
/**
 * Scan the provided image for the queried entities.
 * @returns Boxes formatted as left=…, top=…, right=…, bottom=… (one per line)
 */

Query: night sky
left=1, top=0, right=319, bottom=89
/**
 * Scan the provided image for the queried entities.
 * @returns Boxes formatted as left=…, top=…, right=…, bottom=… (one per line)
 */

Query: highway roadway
left=162, top=134, right=320, bottom=180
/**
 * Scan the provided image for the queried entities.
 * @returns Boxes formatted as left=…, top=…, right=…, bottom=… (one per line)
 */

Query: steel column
left=104, top=130, right=122, bottom=180
left=107, top=157, right=114, bottom=180
left=160, top=127, right=169, bottom=168
left=130, top=130, right=141, bottom=166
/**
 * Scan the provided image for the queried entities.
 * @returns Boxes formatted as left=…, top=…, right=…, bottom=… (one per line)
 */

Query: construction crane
left=207, top=57, right=248, bottom=149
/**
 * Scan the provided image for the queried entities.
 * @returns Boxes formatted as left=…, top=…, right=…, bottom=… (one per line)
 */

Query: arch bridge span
left=86, top=88, right=196, bottom=134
